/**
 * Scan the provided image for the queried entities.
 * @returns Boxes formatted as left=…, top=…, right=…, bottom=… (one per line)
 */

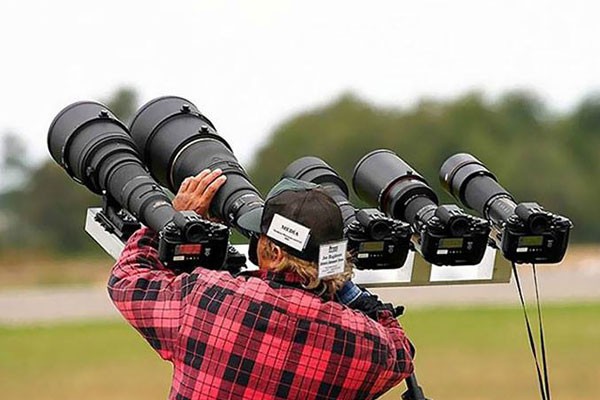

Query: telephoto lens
left=353, top=149, right=490, bottom=266
left=48, top=102, right=229, bottom=271
left=129, top=96, right=263, bottom=236
left=282, top=156, right=355, bottom=226
left=440, top=153, right=572, bottom=264
left=282, top=156, right=412, bottom=270
left=48, top=102, right=176, bottom=231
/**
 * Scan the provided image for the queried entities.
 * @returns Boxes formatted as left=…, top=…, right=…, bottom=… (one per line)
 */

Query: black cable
left=511, top=262, right=547, bottom=400
left=532, top=263, right=551, bottom=399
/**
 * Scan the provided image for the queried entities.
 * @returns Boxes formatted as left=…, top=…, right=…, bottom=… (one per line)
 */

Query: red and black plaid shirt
left=108, top=227, right=414, bottom=399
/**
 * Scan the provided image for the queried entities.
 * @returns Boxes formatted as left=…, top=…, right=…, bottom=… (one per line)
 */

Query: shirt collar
left=245, top=269, right=331, bottom=300
left=247, top=269, right=307, bottom=286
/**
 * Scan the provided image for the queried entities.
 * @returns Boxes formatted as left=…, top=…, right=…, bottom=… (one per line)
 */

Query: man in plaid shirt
left=109, top=169, right=414, bottom=399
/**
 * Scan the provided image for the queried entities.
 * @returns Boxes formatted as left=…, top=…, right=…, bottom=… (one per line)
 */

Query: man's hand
left=335, top=280, right=366, bottom=306
left=172, top=169, right=227, bottom=221
left=336, top=281, right=405, bottom=319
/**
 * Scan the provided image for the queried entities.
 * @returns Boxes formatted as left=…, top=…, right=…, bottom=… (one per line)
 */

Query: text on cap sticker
left=318, top=240, right=348, bottom=278
left=267, top=214, right=311, bottom=252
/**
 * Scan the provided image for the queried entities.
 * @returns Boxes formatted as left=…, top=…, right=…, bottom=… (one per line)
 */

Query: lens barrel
left=439, top=153, right=516, bottom=223
left=48, top=102, right=177, bottom=232
left=352, top=150, right=438, bottom=224
left=282, top=156, right=355, bottom=226
left=129, top=96, right=264, bottom=231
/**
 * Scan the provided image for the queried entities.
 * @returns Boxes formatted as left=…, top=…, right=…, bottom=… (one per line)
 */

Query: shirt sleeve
left=107, top=226, right=198, bottom=361
left=372, top=309, right=415, bottom=395
left=336, top=283, right=415, bottom=387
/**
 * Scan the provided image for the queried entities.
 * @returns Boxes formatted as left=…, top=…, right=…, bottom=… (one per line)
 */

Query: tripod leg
left=401, top=372, right=429, bottom=400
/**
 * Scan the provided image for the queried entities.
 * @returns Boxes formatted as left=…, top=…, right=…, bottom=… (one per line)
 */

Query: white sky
left=1, top=0, right=599, bottom=167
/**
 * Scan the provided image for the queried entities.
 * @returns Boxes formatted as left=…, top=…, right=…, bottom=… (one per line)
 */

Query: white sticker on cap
left=318, top=240, right=347, bottom=278
left=267, top=214, right=311, bottom=251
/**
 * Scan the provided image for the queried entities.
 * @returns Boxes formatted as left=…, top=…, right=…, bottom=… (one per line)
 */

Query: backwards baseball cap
left=237, top=178, right=346, bottom=265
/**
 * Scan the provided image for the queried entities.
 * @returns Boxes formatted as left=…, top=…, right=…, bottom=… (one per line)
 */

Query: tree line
left=0, top=88, right=597, bottom=256
left=249, top=91, right=599, bottom=244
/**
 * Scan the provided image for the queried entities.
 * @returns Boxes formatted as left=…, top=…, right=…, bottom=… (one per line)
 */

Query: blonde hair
left=260, top=238, right=353, bottom=297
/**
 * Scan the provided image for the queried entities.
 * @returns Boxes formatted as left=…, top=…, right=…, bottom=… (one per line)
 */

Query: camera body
left=414, top=204, right=491, bottom=266
left=352, top=150, right=491, bottom=266
left=346, top=208, right=412, bottom=270
left=496, top=202, right=571, bottom=264
left=158, top=211, right=230, bottom=273
left=440, top=153, right=573, bottom=264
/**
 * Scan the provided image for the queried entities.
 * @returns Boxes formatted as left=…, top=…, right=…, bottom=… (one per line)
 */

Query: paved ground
left=377, top=262, right=600, bottom=308
left=1, top=253, right=598, bottom=325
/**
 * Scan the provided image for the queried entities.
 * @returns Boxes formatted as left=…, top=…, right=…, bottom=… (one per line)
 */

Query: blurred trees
left=0, top=87, right=139, bottom=254
left=1, top=131, right=31, bottom=190
left=0, top=87, right=598, bottom=255
left=248, top=91, right=599, bottom=242
left=106, top=87, right=139, bottom=124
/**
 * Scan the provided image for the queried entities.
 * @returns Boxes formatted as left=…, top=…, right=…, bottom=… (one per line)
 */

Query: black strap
left=532, top=263, right=551, bottom=399
left=511, top=262, right=551, bottom=400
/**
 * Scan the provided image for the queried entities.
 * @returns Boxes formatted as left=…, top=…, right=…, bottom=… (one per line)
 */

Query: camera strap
left=511, top=262, right=551, bottom=400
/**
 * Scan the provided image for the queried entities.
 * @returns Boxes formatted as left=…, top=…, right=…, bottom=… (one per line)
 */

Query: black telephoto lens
left=439, top=153, right=572, bottom=264
left=439, top=153, right=515, bottom=225
left=129, top=96, right=263, bottom=235
left=352, top=149, right=438, bottom=223
left=48, top=102, right=176, bottom=232
left=282, top=156, right=356, bottom=226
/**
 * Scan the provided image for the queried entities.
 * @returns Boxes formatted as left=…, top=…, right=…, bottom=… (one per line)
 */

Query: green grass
left=0, top=322, right=172, bottom=399
left=389, top=303, right=600, bottom=399
left=1, top=304, right=598, bottom=399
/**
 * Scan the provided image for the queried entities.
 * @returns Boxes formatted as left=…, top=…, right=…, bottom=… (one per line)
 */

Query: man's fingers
left=198, top=175, right=227, bottom=208
left=193, top=169, right=223, bottom=196
left=204, top=175, right=227, bottom=198
left=180, top=177, right=192, bottom=191
left=187, top=169, right=210, bottom=192
left=195, top=169, right=211, bottom=180
left=196, top=175, right=226, bottom=217
left=174, top=169, right=226, bottom=218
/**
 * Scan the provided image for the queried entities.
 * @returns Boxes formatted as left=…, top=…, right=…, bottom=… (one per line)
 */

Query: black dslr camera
left=411, top=204, right=491, bottom=265
left=498, top=202, right=572, bottom=264
left=440, top=153, right=572, bottom=264
left=346, top=208, right=412, bottom=270
left=159, top=211, right=230, bottom=272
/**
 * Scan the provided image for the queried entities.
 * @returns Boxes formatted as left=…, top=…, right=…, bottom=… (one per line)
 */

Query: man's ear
left=270, top=242, right=285, bottom=263
left=259, top=236, right=285, bottom=265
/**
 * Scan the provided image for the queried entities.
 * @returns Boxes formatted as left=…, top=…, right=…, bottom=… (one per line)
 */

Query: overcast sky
left=1, top=0, right=599, bottom=168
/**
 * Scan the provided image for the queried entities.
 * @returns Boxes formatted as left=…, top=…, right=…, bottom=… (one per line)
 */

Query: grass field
left=1, top=303, right=598, bottom=399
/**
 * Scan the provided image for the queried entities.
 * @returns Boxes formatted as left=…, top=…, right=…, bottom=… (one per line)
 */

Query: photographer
left=108, top=168, right=414, bottom=400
